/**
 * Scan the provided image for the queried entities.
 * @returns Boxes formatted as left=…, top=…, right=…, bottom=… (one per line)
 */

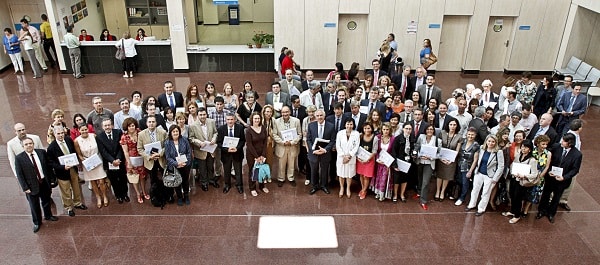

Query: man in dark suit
left=536, top=133, right=582, bottom=223
left=47, top=127, right=87, bottom=217
left=157, top=81, right=184, bottom=111
left=468, top=106, right=489, bottom=145
left=392, top=65, right=413, bottom=100
left=139, top=103, right=167, bottom=131
left=343, top=101, right=368, bottom=133
left=322, top=81, right=337, bottom=115
left=409, top=66, right=427, bottom=94
left=527, top=113, right=558, bottom=144
left=325, top=102, right=346, bottom=185
left=365, top=59, right=388, bottom=86
left=433, top=103, right=454, bottom=130
left=409, top=108, right=429, bottom=143
left=417, top=75, right=443, bottom=107
left=217, top=113, right=246, bottom=194
left=96, top=119, right=129, bottom=203
left=335, top=89, right=351, bottom=113
left=291, top=95, right=309, bottom=174
left=360, top=87, right=386, bottom=116
left=301, top=70, right=316, bottom=91
left=556, top=83, right=587, bottom=135
left=306, top=109, right=336, bottom=195
left=479, top=79, right=499, bottom=108
left=15, top=137, right=58, bottom=233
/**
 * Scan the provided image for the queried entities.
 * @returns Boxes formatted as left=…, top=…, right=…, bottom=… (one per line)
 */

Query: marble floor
left=0, top=68, right=599, bottom=264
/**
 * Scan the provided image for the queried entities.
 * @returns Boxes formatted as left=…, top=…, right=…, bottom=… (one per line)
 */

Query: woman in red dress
left=120, top=117, right=148, bottom=203
left=356, top=123, right=379, bottom=199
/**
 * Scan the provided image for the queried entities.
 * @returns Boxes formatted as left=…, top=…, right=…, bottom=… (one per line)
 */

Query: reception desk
left=60, top=40, right=172, bottom=74
left=187, top=45, right=275, bottom=72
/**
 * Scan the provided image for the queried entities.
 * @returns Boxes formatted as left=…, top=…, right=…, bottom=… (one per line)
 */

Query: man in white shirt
left=7, top=123, right=45, bottom=177
left=63, top=26, right=83, bottom=78
left=300, top=81, right=323, bottom=109
left=518, top=103, right=538, bottom=137
left=20, top=18, right=47, bottom=71
left=508, top=112, right=525, bottom=142
left=114, top=97, right=142, bottom=131
left=392, top=65, right=412, bottom=100
left=490, top=114, right=510, bottom=136
left=449, top=98, right=473, bottom=137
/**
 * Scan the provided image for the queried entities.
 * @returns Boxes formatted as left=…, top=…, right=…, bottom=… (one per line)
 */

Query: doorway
left=481, top=17, right=515, bottom=71
left=437, top=16, right=470, bottom=71
left=336, top=15, right=368, bottom=69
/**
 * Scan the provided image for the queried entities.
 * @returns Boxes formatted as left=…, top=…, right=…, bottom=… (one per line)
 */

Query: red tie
left=414, top=122, right=419, bottom=137
left=402, top=78, right=407, bottom=99
left=311, top=95, right=315, bottom=105
left=30, top=153, right=42, bottom=183
left=374, top=72, right=379, bottom=86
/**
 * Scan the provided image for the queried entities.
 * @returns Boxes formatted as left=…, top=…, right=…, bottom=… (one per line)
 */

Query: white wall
left=559, top=5, right=600, bottom=69
left=54, top=0, right=105, bottom=40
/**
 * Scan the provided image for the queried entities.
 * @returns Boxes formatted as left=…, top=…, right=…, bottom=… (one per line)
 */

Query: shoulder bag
left=162, top=166, right=182, bottom=188
left=115, top=39, right=126, bottom=60
left=422, top=51, right=438, bottom=68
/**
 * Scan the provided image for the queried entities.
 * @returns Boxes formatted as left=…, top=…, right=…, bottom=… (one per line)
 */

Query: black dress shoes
left=45, top=216, right=58, bottom=221
left=211, top=182, right=220, bottom=188
left=124, top=196, right=130, bottom=202
left=237, top=186, right=244, bottom=194
left=33, top=225, right=40, bottom=233
left=117, top=198, right=124, bottom=204
left=223, top=185, right=231, bottom=194
left=290, top=181, right=296, bottom=187
left=559, top=203, right=571, bottom=211
left=68, top=210, right=75, bottom=217
left=475, top=212, right=484, bottom=216
left=322, top=187, right=330, bottom=194
left=535, top=212, right=545, bottom=219
left=278, top=181, right=284, bottom=187
left=201, top=184, right=209, bottom=191
left=465, top=207, right=475, bottom=212
left=309, top=188, right=318, bottom=195
left=74, top=204, right=88, bottom=210
left=548, top=215, right=555, bottom=223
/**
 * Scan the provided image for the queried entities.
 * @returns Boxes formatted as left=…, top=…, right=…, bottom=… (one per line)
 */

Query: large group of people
left=6, top=33, right=587, bottom=233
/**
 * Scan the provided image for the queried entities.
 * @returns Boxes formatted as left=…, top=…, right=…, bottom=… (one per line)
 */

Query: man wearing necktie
left=526, top=113, right=558, bottom=144
left=266, top=82, right=291, bottom=118
left=15, top=137, right=58, bottom=233
left=188, top=108, right=219, bottom=191
left=137, top=116, right=167, bottom=184
left=392, top=65, right=413, bottom=100
left=306, top=110, right=336, bottom=195
left=536, top=133, right=582, bottom=223
left=97, top=119, right=129, bottom=203
left=556, top=83, right=587, bottom=135
left=217, top=114, right=246, bottom=194
left=273, top=106, right=302, bottom=187
left=360, top=88, right=385, bottom=117
left=47, top=127, right=87, bottom=217
left=366, top=59, right=388, bottom=86
left=417, top=75, right=442, bottom=107
left=342, top=101, right=367, bottom=133
left=158, top=81, right=184, bottom=111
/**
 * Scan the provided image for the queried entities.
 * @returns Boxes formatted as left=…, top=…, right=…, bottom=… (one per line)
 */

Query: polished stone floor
left=1, top=68, right=599, bottom=264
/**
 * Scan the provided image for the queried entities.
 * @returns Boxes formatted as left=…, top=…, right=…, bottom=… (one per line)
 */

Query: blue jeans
left=458, top=171, right=472, bottom=201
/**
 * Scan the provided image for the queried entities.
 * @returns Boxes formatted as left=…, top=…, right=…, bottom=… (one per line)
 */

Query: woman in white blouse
left=115, top=32, right=139, bottom=78
left=335, top=119, right=360, bottom=198
left=415, top=124, right=442, bottom=210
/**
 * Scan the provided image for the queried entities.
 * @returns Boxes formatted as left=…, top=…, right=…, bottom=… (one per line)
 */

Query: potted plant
left=252, top=32, right=265, bottom=48
left=264, top=33, right=274, bottom=48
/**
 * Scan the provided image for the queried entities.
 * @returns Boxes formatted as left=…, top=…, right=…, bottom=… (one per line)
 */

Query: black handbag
left=162, top=167, right=182, bottom=188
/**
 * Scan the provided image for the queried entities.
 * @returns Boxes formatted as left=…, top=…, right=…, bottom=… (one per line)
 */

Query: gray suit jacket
left=417, top=84, right=443, bottom=106
left=188, top=118, right=218, bottom=159
left=474, top=148, right=505, bottom=182
left=272, top=117, right=302, bottom=158
left=279, top=79, right=302, bottom=95
left=136, top=128, right=167, bottom=170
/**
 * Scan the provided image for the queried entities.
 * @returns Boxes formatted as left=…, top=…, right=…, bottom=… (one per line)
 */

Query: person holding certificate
left=262, top=105, right=277, bottom=181
left=301, top=105, right=318, bottom=186
left=335, top=119, right=360, bottom=198
left=245, top=112, right=268, bottom=197
left=74, top=124, right=108, bottom=209
left=164, top=125, right=192, bottom=205
left=523, top=135, right=552, bottom=215
left=217, top=113, right=246, bottom=194
left=47, top=127, right=87, bottom=216
left=455, top=128, right=480, bottom=206
left=465, top=135, right=505, bottom=216
left=120, top=118, right=148, bottom=204
left=536, top=133, right=582, bottom=223
left=390, top=123, right=413, bottom=203
left=435, top=120, right=463, bottom=202
left=272, top=106, right=302, bottom=187
left=356, top=123, right=379, bottom=200
left=414, top=125, right=441, bottom=210
left=373, top=123, right=396, bottom=201
left=503, top=140, right=538, bottom=224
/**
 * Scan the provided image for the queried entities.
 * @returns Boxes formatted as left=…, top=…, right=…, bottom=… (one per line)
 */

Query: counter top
left=186, top=45, right=274, bottom=54
left=60, top=40, right=171, bottom=46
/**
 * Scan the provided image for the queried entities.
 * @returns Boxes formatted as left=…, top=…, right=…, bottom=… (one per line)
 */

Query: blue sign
left=428, top=24, right=441, bottom=29
left=324, top=23, right=336, bottom=28
left=519, top=25, right=531, bottom=30
left=213, top=0, right=238, bottom=5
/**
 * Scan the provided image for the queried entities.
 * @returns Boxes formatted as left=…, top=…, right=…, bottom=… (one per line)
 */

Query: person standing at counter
left=79, top=29, right=94, bottom=41
left=115, top=32, right=139, bottom=78
left=40, top=14, right=58, bottom=68
left=135, top=28, right=146, bottom=41
left=64, top=26, right=83, bottom=79
left=3, top=28, right=24, bottom=74
left=100, top=29, right=116, bottom=41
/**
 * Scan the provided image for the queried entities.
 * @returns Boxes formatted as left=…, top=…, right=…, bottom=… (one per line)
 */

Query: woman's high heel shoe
left=96, top=197, right=102, bottom=209
left=339, top=190, right=344, bottom=198
left=103, top=196, right=109, bottom=207
left=346, top=189, right=351, bottom=198
left=137, top=195, right=144, bottom=204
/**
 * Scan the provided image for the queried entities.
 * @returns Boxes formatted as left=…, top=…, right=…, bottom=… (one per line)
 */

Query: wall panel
left=274, top=0, right=304, bottom=69
left=445, top=0, right=475, bottom=16
left=339, top=0, right=370, bottom=14
left=304, top=0, right=339, bottom=69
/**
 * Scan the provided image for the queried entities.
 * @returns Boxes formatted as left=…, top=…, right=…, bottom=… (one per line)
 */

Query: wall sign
left=493, top=19, right=503, bottom=32
left=518, top=25, right=531, bottom=30
left=428, top=23, right=441, bottom=29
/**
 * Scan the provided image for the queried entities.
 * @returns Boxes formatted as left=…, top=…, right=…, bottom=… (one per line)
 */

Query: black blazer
left=322, top=92, right=335, bottom=115
left=391, top=133, right=415, bottom=168
left=342, top=112, right=368, bottom=133
left=306, top=121, right=336, bottom=161
left=409, top=120, right=429, bottom=143
left=409, top=76, right=426, bottom=94
left=550, top=145, right=582, bottom=180
left=96, top=129, right=126, bottom=171
left=391, top=74, right=414, bottom=100
left=139, top=114, right=168, bottom=131
left=157, top=92, right=184, bottom=111
left=433, top=113, right=455, bottom=130
left=527, top=124, right=559, bottom=144
left=217, top=123, right=246, bottom=161
left=365, top=69, right=388, bottom=79
left=360, top=99, right=386, bottom=117
left=326, top=114, right=346, bottom=132
left=47, top=137, right=78, bottom=180
left=15, top=149, right=55, bottom=195
left=291, top=105, right=308, bottom=126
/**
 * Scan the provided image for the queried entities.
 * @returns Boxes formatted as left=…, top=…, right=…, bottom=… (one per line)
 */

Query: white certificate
left=82, top=154, right=102, bottom=171
left=175, top=107, right=186, bottom=114
left=273, top=102, right=284, bottom=111
left=378, top=150, right=395, bottom=167
left=356, top=147, right=372, bottom=162
left=511, top=162, right=531, bottom=175
left=418, top=145, right=438, bottom=159
left=199, top=141, right=217, bottom=153
left=311, top=138, right=331, bottom=150
left=359, top=106, right=369, bottom=114
left=130, top=156, right=143, bottom=167
left=438, top=148, right=458, bottom=162
left=281, top=128, right=298, bottom=142
left=223, top=136, right=240, bottom=148
left=396, top=159, right=411, bottom=173
left=108, top=163, right=120, bottom=170
left=58, top=153, right=79, bottom=167
left=176, top=154, right=188, bottom=163
left=144, top=141, right=162, bottom=155
left=550, top=166, right=563, bottom=177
